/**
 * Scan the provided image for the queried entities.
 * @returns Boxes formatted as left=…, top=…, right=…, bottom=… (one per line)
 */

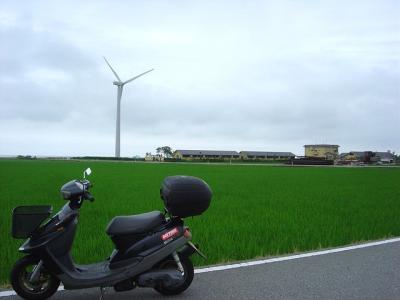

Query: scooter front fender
left=19, top=230, right=61, bottom=254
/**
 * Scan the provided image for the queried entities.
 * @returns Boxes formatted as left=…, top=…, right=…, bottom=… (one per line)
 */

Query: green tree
left=156, top=146, right=173, bottom=158
left=161, top=146, right=173, bottom=158
left=156, top=147, right=162, bottom=156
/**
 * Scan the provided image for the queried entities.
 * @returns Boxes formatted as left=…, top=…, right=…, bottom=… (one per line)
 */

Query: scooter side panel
left=58, top=235, right=190, bottom=289
left=109, top=225, right=184, bottom=268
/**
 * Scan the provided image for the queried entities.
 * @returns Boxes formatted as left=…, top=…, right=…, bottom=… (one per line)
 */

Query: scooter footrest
left=113, top=279, right=135, bottom=292
left=137, top=270, right=183, bottom=288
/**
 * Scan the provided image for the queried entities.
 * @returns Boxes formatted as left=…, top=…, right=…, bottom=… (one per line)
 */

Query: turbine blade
left=123, top=69, right=154, bottom=85
left=103, top=57, right=121, bottom=82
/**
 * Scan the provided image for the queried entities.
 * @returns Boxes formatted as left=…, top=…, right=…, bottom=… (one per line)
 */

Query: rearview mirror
left=83, top=167, right=92, bottom=179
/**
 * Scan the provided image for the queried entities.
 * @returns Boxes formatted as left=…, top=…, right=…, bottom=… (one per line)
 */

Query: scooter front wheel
left=10, top=256, right=60, bottom=300
left=153, top=254, right=194, bottom=296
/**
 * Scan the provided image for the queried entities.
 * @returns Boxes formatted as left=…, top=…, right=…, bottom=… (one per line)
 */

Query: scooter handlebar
left=84, top=191, right=95, bottom=202
left=81, top=180, right=92, bottom=189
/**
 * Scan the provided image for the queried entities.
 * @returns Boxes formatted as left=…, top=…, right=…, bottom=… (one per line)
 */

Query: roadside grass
left=1, top=159, right=399, bottom=285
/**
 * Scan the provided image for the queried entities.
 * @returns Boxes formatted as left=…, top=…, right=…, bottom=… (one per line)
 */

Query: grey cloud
left=0, top=0, right=399, bottom=156
left=0, top=21, right=103, bottom=123
left=0, top=24, right=95, bottom=75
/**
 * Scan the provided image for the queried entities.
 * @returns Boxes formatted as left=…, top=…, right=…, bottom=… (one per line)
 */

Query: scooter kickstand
left=99, top=287, right=106, bottom=300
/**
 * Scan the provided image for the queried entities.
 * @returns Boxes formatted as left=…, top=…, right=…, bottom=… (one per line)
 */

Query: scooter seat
left=106, top=211, right=164, bottom=236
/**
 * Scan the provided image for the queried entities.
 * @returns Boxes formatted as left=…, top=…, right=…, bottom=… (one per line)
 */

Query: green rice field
left=1, top=159, right=400, bottom=285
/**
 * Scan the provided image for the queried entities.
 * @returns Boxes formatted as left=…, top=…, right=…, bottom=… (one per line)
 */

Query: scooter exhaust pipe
left=137, top=270, right=183, bottom=288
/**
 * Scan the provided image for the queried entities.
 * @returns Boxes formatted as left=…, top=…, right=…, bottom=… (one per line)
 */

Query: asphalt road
left=4, top=240, right=400, bottom=300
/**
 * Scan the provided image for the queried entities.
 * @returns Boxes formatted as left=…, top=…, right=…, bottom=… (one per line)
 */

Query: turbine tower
left=103, top=57, right=153, bottom=158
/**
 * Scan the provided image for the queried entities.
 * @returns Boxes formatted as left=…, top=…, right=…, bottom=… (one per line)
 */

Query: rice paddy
left=1, top=159, right=399, bottom=285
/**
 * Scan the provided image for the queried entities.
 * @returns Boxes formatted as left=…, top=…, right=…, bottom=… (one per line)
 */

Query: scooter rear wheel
left=10, top=256, right=60, bottom=300
left=153, top=254, right=194, bottom=295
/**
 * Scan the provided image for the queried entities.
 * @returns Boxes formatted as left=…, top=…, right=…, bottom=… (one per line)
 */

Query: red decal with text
left=162, top=228, right=179, bottom=241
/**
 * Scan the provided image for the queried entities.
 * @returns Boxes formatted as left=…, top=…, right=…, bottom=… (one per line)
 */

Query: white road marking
left=195, top=237, right=400, bottom=273
left=1, top=237, right=399, bottom=297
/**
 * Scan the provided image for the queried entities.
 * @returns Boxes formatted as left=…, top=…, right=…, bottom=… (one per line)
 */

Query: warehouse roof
left=304, top=144, right=339, bottom=147
left=349, top=151, right=370, bottom=157
left=240, top=151, right=295, bottom=157
left=175, top=150, right=240, bottom=156
left=376, top=152, right=395, bottom=159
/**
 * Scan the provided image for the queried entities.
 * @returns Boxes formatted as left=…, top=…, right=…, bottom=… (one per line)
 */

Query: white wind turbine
left=103, top=57, right=153, bottom=158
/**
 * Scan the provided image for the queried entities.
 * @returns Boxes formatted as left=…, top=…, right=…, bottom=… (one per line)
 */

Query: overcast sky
left=0, top=0, right=399, bottom=157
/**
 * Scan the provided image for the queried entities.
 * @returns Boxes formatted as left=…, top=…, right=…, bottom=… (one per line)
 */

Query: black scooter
left=10, top=168, right=212, bottom=300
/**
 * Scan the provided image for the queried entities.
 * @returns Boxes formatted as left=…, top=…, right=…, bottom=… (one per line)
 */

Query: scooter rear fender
left=179, top=242, right=207, bottom=259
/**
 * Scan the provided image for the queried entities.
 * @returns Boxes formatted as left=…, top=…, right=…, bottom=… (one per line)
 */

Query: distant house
left=174, top=150, right=240, bottom=160
left=304, top=144, right=339, bottom=160
left=144, top=153, right=163, bottom=162
left=240, top=151, right=295, bottom=160
left=376, top=152, right=396, bottom=164
left=341, top=151, right=395, bottom=164
left=347, top=151, right=375, bottom=163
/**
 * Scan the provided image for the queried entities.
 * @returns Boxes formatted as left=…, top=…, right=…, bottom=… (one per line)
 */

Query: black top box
left=160, top=176, right=212, bottom=218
